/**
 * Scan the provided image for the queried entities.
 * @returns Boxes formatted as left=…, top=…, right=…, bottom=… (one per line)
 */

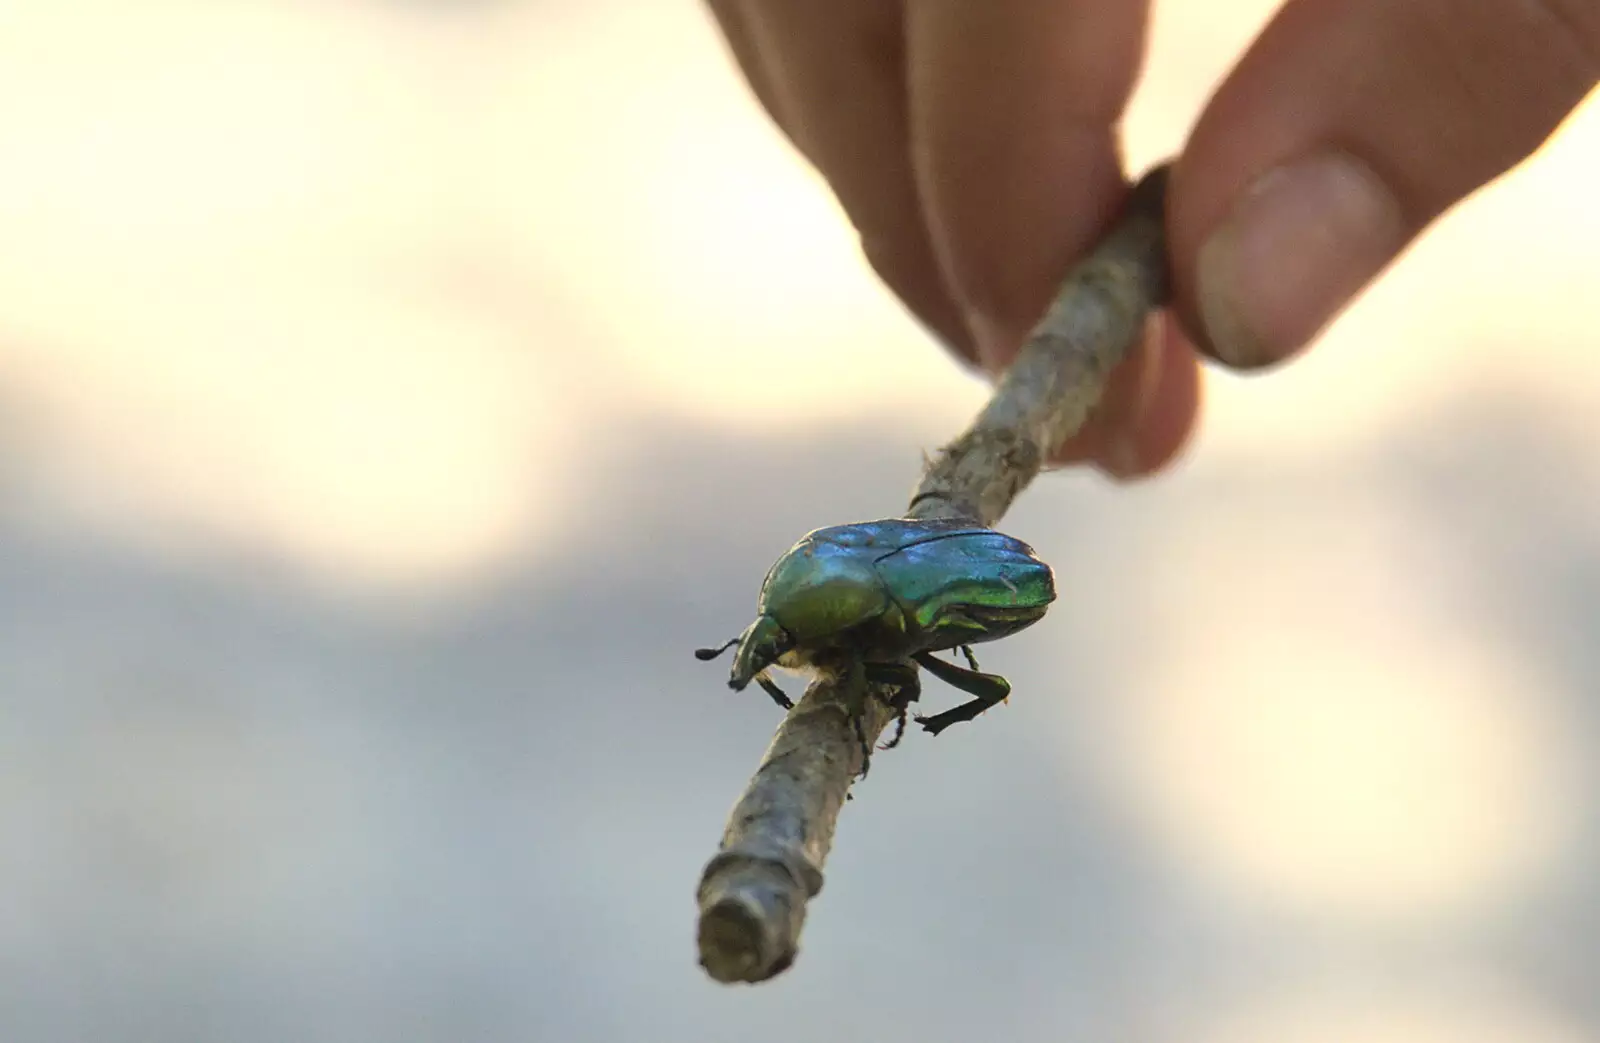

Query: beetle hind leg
left=912, top=651, right=1012, bottom=736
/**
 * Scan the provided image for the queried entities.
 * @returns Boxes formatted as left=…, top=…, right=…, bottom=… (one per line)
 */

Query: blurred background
left=1, top=1, right=1597, bottom=1040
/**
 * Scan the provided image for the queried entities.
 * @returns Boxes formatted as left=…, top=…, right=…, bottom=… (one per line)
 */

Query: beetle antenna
left=695, top=637, right=739, bottom=661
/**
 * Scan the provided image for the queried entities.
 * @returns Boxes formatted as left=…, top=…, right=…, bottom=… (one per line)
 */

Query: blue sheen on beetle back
left=745, top=517, right=1053, bottom=667
left=871, top=530, right=1055, bottom=641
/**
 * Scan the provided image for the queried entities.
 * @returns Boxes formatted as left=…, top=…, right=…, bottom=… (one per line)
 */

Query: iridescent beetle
left=697, top=517, right=1055, bottom=753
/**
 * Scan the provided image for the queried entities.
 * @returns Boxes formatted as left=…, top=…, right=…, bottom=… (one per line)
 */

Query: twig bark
left=695, top=164, right=1174, bottom=984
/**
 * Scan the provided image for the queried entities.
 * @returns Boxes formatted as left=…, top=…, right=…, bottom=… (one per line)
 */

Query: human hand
left=706, top=1, right=1598, bottom=479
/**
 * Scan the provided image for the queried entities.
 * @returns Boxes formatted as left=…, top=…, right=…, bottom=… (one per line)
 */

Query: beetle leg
left=840, top=659, right=874, bottom=778
left=879, top=706, right=908, bottom=750
left=958, top=644, right=980, bottom=671
left=754, top=672, right=795, bottom=711
left=864, top=661, right=920, bottom=751
left=912, top=651, right=1012, bottom=736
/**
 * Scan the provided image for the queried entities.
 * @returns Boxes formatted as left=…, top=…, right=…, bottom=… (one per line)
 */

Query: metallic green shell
left=873, top=526, right=1054, bottom=646
left=755, top=518, right=1054, bottom=658
left=757, top=529, right=895, bottom=643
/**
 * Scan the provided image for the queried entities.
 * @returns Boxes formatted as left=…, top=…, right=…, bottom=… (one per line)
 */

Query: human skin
left=705, top=1, right=1599, bottom=480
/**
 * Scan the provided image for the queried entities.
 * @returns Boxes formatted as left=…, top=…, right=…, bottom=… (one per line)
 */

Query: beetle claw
left=878, top=703, right=909, bottom=750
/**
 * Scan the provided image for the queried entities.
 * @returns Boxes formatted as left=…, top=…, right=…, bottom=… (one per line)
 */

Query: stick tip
left=697, top=891, right=796, bottom=984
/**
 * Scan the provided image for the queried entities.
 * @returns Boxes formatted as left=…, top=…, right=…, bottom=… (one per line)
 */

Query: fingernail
left=1196, top=151, right=1406, bottom=369
left=1101, top=313, right=1165, bottom=481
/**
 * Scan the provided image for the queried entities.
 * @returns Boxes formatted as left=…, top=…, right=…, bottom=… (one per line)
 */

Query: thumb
left=1168, top=0, right=1599, bottom=369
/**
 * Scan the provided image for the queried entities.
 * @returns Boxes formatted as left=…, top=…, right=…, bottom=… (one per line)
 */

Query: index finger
left=905, top=0, right=1153, bottom=371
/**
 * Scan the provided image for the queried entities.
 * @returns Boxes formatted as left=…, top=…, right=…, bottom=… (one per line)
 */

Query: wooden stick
left=695, top=164, right=1173, bottom=984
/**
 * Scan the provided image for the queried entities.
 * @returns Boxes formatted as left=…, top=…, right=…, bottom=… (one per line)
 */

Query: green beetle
left=697, top=517, right=1055, bottom=751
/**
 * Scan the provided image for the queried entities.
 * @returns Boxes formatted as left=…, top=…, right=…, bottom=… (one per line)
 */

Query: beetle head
left=696, top=614, right=795, bottom=691
left=728, top=614, right=793, bottom=691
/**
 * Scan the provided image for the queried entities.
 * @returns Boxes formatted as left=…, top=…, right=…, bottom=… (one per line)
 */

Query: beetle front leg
left=911, top=651, right=1012, bottom=735
left=754, top=673, right=795, bottom=711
